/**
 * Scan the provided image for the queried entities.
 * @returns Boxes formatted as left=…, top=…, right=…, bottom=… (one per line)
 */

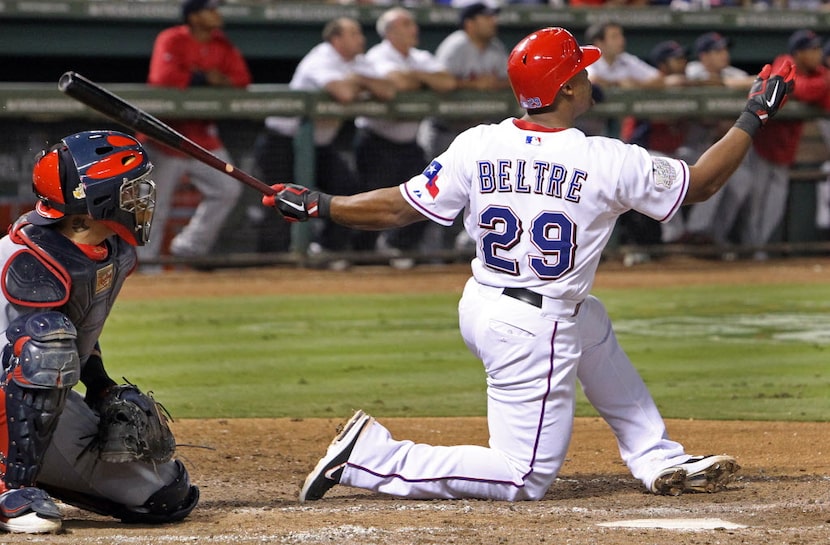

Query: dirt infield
left=12, top=257, right=829, bottom=544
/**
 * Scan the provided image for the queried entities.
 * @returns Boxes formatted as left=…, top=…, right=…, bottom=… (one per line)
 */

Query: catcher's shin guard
left=0, top=312, right=80, bottom=489
left=42, top=459, right=199, bottom=524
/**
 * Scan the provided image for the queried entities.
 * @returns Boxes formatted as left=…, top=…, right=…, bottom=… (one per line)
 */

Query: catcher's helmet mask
left=29, top=130, right=156, bottom=246
left=507, top=27, right=602, bottom=110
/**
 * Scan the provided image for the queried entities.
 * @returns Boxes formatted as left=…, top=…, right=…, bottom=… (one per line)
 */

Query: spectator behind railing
left=584, top=21, right=671, bottom=265
left=137, top=0, right=251, bottom=271
left=675, top=31, right=756, bottom=251
left=618, top=40, right=698, bottom=265
left=816, top=39, right=830, bottom=241
left=252, top=17, right=396, bottom=269
left=747, top=29, right=830, bottom=259
left=353, top=7, right=456, bottom=268
left=419, top=1, right=509, bottom=160
left=585, top=21, right=666, bottom=92
left=418, top=1, right=511, bottom=256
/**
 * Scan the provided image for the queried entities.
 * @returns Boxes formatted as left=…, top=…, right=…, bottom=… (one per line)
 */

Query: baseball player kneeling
left=0, top=131, right=198, bottom=534
left=263, top=27, right=794, bottom=501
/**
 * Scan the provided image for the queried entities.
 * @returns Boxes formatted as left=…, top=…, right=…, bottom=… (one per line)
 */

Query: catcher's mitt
left=94, top=381, right=176, bottom=464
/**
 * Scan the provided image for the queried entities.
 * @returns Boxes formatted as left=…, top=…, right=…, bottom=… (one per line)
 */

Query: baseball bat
left=58, top=71, right=277, bottom=196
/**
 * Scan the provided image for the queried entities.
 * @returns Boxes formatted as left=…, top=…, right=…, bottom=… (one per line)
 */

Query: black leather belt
left=502, top=287, right=543, bottom=308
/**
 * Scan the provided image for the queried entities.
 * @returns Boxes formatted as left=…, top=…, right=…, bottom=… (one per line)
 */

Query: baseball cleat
left=651, top=454, right=740, bottom=496
left=299, top=410, right=374, bottom=503
left=0, top=488, right=62, bottom=534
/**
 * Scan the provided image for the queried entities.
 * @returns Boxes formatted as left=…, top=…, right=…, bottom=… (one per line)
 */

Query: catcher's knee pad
left=120, top=460, right=199, bottom=524
left=4, top=311, right=80, bottom=388
left=41, top=460, right=199, bottom=524
left=1, top=312, right=79, bottom=488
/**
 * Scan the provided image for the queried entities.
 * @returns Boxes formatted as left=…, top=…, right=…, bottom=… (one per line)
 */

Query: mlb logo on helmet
left=523, top=97, right=544, bottom=109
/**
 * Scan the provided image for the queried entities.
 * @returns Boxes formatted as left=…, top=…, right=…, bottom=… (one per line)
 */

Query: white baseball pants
left=341, top=277, right=689, bottom=500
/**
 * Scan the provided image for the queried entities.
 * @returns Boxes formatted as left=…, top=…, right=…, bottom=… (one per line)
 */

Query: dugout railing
left=0, top=84, right=827, bottom=268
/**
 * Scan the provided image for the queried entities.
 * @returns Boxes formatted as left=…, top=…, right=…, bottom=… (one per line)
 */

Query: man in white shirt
left=253, top=17, right=395, bottom=262
left=583, top=21, right=667, bottom=262
left=353, top=7, right=456, bottom=264
left=261, top=26, right=794, bottom=505
left=685, top=32, right=756, bottom=89
left=585, top=21, right=664, bottom=90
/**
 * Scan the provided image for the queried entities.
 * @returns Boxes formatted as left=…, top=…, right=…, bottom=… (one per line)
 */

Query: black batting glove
left=735, top=61, right=796, bottom=137
left=262, top=183, right=332, bottom=222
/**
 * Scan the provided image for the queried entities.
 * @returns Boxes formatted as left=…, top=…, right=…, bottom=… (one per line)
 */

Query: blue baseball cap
left=182, top=0, right=221, bottom=21
left=459, top=2, right=500, bottom=26
left=788, top=29, right=822, bottom=54
left=650, top=40, right=687, bottom=66
left=694, top=32, right=731, bottom=55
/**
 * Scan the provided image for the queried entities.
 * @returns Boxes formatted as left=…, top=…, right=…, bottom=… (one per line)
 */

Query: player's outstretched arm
left=262, top=184, right=425, bottom=230
left=684, top=60, right=795, bottom=204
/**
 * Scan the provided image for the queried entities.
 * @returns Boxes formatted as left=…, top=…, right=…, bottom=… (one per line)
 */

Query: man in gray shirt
left=418, top=2, right=509, bottom=253
left=419, top=2, right=509, bottom=159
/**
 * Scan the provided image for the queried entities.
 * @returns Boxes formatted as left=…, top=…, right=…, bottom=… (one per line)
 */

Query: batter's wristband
left=734, top=111, right=762, bottom=137
left=317, top=192, right=332, bottom=218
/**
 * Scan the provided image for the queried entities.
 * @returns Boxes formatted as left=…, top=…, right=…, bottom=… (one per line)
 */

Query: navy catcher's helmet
left=29, top=130, right=156, bottom=246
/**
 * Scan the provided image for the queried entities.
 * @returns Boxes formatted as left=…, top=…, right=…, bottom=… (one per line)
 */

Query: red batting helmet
left=507, top=27, right=602, bottom=110
left=29, top=130, right=156, bottom=246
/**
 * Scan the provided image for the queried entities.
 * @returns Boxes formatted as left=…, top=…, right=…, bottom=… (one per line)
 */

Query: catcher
left=0, top=130, right=198, bottom=534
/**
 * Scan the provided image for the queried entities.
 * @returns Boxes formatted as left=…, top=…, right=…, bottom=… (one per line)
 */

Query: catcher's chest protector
left=5, top=222, right=136, bottom=358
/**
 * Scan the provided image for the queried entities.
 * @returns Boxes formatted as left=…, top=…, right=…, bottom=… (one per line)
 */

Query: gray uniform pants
left=38, top=391, right=181, bottom=508
left=138, top=142, right=242, bottom=260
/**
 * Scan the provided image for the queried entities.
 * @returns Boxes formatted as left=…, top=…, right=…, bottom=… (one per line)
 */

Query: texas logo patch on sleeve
left=423, top=160, right=442, bottom=198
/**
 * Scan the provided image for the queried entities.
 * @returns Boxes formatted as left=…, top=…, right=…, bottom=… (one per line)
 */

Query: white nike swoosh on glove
left=279, top=199, right=305, bottom=212
left=766, top=81, right=780, bottom=108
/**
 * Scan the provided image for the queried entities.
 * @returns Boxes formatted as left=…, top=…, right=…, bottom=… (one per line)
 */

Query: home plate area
left=597, top=517, right=748, bottom=530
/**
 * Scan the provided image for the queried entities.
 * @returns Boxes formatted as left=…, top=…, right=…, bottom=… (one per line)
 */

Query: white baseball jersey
left=401, top=117, right=689, bottom=301
left=265, top=42, right=380, bottom=146
left=340, top=116, right=698, bottom=501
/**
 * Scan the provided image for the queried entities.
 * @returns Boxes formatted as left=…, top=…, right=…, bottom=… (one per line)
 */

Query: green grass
left=594, top=283, right=830, bottom=421
left=99, top=282, right=830, bottom=421
left=101, top=293, right=482, bottom=418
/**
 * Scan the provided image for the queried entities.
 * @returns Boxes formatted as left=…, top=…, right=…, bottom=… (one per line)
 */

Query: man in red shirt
left=139, top=0, right=252, bottom=266
left=744, top=30, right=830, bottom=258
